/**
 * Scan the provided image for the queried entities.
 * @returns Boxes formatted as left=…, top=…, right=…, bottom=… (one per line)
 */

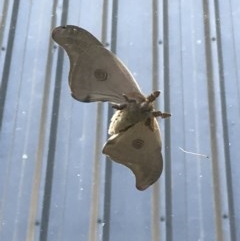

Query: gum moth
left=52, top=25, right=170, bottom=190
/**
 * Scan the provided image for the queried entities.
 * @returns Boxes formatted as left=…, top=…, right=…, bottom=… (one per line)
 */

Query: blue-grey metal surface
left=0, top=0, right=239, bottom=241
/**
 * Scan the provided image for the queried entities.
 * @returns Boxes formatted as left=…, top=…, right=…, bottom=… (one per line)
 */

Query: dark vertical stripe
left=0, top=0, right=20, bottom=130
left=163, top=0, right=172, bottom=240
left=214, top=0, right=236, bottom=240
left=102, top=123, right=113, bottom=241
left=39, top=40, right=64, bottom=241
left=110, top=0, right=119, bottom=54
left=101, top=0, right=109, bottom=45
left=39, top=1, right=69, bottom=240
left=102, top=1, right=119, bottom=241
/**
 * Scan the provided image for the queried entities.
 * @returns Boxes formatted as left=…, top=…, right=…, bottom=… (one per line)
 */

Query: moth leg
left=153, top=111, right=171, bottom=119
left=112, top=103, right=127, bottom=110
left=145, top=117, right=155, bottom=131
left=145, top=112, right=171, bottom=131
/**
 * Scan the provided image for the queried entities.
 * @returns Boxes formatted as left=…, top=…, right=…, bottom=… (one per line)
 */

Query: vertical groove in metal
left=102, top=1, right=119, bottom=240
left=0, top=0, right=20, bottom=130
left=163, top=0, right=172, bottom=240
left=26, top=1, right=58, bottom=240
left=152, top=0, right=159, bottom=92
left=110, top=0, right=118, bottom=54
left=88, top=104, right=104, bottom=241
left=0, top=0, right=9, bottom=47
left=88, top=1, right=109, bottom=240
left=202, top=0, right=223, bottom=240
left=151, top=0, right=160, bottom=241
left=214, top=0, right=236, bottom=240
left=101, top=0, right=109, bottom=45
left=39, top=1, right=69, bottom=240
left=39, top=42, right=63, bottom=241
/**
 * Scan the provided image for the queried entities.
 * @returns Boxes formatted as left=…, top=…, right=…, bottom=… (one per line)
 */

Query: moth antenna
left=146, top=91, right=160, bottom=102
left=112, top=103, right=127, bottom=110
left=153, top=90, right=160, bottom=97
left=153, top=111, right=171, bottom=119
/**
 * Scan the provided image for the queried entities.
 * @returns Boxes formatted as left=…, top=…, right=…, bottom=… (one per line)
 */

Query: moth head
left=139, top=101, right=154, bottom=113
left=122, top=91, right=160, bottom=113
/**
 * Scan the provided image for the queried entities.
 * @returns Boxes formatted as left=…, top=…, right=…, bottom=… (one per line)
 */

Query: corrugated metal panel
left=0, top=0, right=239, bottom=240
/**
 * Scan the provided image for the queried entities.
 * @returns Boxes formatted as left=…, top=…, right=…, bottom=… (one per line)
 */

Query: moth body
left=109, top=92, right=155, bottom=135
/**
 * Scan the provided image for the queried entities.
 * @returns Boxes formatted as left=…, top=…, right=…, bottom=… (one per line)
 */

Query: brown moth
left=52, top=25, right=171, bottom=190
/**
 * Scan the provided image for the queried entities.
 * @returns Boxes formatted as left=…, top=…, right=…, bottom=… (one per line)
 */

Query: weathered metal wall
left=0, top=0, right=239, bottom=240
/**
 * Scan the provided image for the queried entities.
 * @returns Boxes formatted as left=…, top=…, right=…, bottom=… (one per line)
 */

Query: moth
left=52, top=25, right=171, bottom=190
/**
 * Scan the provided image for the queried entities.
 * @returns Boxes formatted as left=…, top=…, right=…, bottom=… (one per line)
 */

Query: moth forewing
left=52, top=25, right=143, bottom=104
